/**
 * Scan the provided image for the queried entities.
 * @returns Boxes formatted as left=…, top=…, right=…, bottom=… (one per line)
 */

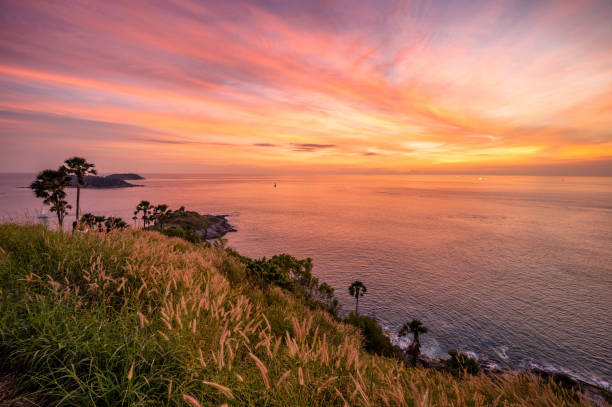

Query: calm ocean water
left=1, top=173, right=611, bottom=387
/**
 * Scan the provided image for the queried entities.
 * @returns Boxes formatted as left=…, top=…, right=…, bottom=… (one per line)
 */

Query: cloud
left=128, top=137, right=197, bottom=145
left=253, top=143, right=279, bottom=147
left=0, top=0, right=611, bottom=173
left=291, top=143, right=337, bottom=152
left=0, top=109, right=169, bottom=141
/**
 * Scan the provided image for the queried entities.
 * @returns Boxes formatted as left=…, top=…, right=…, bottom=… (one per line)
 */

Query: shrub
left=227, top=250, right=340, bottom=316
left=219, top=256, right=247, bottom=285
left=344, top=313, right=400, bottom=358
left=162, top=226, right=186, bottom=239
left=161, top=226, right=201, bottom=244
left=447, top=349, right=480, bottom=375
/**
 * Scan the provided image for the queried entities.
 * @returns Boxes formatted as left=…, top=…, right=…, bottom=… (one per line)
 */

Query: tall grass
left=0, top=224, right=599, bottom=406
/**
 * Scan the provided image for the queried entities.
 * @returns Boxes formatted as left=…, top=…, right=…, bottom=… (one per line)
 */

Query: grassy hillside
left=0, top=224, right=597, bottom=406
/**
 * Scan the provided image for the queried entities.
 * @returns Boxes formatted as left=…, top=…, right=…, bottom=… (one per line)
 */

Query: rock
left=198, top=215, right=237, bottom=240
left=417, top=355, right=444, bottom=369
left=530, top=367, right=612, bottom=406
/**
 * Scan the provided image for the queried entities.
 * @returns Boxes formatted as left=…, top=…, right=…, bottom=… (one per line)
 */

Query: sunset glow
left=1, top=0, right=611, bottom=174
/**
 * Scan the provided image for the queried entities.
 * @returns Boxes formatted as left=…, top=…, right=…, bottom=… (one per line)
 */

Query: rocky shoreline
left=414, top=354, right=611, bottom=405
left=197, top=214, right=237, bottom=240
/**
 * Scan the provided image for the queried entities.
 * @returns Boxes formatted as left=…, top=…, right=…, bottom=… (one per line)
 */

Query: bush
left=161, top=226, right=201, bottom=244
left=161, top=225, right=186, bottom=239
left=344, top=313, right=400, bottom=358
left=447, top=349, right=480, bottom=375
left=227, top=250, right=340, bottom=316
left=219, top=256, right=247, bottom=285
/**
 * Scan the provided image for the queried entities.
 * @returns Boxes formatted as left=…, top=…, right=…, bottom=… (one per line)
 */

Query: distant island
left=105, top=173, right=145, bottom=180
left=69, top=173, right=145, bottom=188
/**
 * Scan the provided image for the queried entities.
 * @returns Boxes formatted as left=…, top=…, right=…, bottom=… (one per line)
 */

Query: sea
left=1, top=173, right=611, bottom=388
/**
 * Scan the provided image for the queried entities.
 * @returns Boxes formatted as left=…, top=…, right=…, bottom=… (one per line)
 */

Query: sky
left=0, top=0, right=611, bottom=175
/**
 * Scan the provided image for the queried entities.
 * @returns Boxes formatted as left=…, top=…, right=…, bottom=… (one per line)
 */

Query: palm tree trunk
left=355, top=296, right=359, bottom=315
left=56, top=202, right=63, bottom=231
left=76, top=184, right=81, bottom=221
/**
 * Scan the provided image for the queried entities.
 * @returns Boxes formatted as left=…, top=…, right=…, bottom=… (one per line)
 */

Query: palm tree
left=399, top=319, right=428, bottom=365
left=134, top=201, right=153, bottom=228
left=94, top=215, right=106, bottom=233
left=153, top=204, right=171, bottom=230
left=348, top=280, right=367, bottom=315
left=399, top=319, right=428, bottom=344
left=29, top=168, right=72, bottom=230
left=62, top=157, right=96, bottom=222
left=80, top=213, right=96, bottom=230
left=105, top=217, right=128, bottom=232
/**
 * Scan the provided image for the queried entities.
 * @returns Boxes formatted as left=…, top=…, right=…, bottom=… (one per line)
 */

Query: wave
left=387, top=330, right=610, bottom=391
left=494, top=345, right=509, bottom=361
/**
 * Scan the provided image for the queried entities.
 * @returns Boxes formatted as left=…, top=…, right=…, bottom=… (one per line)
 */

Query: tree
left=348, top=280, right=367, bottom=315
left=134, top=201, right=153, bottom=228
left=29, top=168, right=72, bottom=230
left=105, top=217, right=128, bottom=232
left=80, top=213, right=96, bottom=227
left=78, top=212, right=96, bottom=231
left=399, top=319, right=428, bottom=344
left=152, top=204, right=171, bottom=230
left=94, top=216, right=106, bottom=233
left=62, top=157, right=96, bottom=222
left=399, top=319, right=428, bottom=365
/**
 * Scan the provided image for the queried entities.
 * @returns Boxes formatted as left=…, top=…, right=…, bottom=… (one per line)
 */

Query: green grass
left=0, top=224, right=600, bottom=406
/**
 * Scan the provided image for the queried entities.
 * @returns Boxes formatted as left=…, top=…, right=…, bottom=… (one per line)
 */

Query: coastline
left=197, top=214, right=237, bottom=240
left=411, top=353, right=611, bottom=404
left=209, top=212, right=610, bottom=403
left=184, top=212, right=609, bottom=400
